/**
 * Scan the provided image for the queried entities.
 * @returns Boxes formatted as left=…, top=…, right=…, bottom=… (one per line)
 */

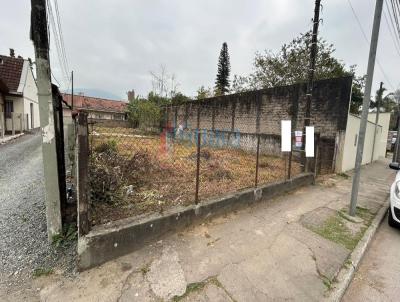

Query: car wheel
left=388, top=208, right=399, bottom=228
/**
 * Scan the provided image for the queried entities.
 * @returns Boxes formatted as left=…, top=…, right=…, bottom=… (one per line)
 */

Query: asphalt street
left=343, top=213, right=400, bottom=302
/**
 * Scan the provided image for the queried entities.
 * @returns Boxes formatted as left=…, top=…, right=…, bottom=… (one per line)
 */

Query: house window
left=114, top=114, right=123, bottom=120
left=5, top=100, right=13, bottom=118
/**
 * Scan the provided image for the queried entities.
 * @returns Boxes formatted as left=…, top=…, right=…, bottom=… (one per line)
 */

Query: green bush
left=127, top=98, right=161, bottom=130
left=94, top=140, right=117, bottom=154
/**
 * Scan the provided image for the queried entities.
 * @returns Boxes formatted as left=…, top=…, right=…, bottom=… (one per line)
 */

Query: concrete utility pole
left=393, top=91, right=400, bottom=162
left=371, top=82, right=383, bottom=162
left=304, top=0, right=321, bottom=171
left=71, top=70, right=74, bottom=109
left=31, top=0, right=62, bottom=240
left=349, top=0, right=384, bottom=216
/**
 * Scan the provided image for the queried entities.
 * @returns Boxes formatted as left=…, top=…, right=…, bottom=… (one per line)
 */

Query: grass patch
left=355, top=206, right=374, bottom=223
left=52, top=224, right=77, bottom=248
left=308, top=213, right=366, bottom=250
left=338, top=206, right=374, bottom=224
left=336, top=173, right=349, bottom=179
left=140, top=262, right=151, bottom=275
left=172, top=281, right=207, bottom=301
left=33, top=267, right=53, bottom=278
left=321, top=276, right=333, bottom=290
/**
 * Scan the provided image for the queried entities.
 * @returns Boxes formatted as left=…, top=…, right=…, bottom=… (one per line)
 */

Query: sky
left=1, top=0, right=399, bottom=100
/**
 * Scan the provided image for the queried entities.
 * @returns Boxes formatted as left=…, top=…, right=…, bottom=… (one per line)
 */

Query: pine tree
left=215, top=42, right=231, bottom=95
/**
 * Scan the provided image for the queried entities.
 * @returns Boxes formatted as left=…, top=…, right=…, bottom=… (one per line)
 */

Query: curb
left=327, top=200, right=389, bottom=302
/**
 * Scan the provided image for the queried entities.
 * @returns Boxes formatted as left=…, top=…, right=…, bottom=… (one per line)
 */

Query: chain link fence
left=85, top=104, right=312, bottom=226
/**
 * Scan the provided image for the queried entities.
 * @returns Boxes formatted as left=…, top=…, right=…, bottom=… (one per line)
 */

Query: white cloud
left=1, top=0, right=398, bottom=99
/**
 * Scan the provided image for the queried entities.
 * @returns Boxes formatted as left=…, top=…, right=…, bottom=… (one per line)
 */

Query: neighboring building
left=62, top=93, right=127, bottom=120
left=0, top=51, right=40, bottom=133
left=337, top=112, right=391, bottom=172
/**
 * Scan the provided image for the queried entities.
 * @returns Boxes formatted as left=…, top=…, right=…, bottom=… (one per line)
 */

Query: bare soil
left=89, top=128, right=301, bottom=225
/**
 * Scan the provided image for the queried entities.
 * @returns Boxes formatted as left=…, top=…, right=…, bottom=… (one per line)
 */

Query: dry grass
left=89, top=128, right=301, bottom=225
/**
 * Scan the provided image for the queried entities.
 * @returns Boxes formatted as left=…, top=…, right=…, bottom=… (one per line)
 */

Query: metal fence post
left=195, top=106, right=201, bottom=204
left=77, top=112, right=90, bottom=236
left=314, top=133, right=320, bottom=182
left=255, top=133, right=260, bottom=187
left=287, top=132, right=292, bottom=179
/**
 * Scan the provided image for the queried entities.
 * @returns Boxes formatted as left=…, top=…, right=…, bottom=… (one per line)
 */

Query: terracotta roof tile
left=0, top=55, right=24, bottom=92
left=61, top=93, right=127, bottom=113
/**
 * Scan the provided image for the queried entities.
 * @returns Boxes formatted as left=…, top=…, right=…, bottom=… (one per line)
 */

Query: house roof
left=61, top=93, right=127, bottom=113
left=0, top=78, right=9, bottom=93
left=0, top=55, right=25, bottom=93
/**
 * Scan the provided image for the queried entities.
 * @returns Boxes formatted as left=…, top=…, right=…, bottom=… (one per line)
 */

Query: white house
left=0, top=50, right=40, bottom=134
left=336, top=112, right=391, bottom=172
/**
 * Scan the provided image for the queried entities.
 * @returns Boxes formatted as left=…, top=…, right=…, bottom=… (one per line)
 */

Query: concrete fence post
left=20, top=113, right=23, bottom=133
left=76, top=112, right=90, bottom=236
left=11, top=112, right=15, bottom=135
left=0, top=112, right=4, bottom=138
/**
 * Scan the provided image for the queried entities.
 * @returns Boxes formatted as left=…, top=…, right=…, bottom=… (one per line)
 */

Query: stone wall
left=165, top=76, right=353, bottom=174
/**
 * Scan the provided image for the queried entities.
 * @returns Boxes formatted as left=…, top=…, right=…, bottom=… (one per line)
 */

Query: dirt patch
left=89, top=129, right=301, bottom=225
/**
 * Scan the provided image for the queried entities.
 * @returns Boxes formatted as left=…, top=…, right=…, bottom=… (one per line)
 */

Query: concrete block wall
left=165, top=76, right=352, bottom=174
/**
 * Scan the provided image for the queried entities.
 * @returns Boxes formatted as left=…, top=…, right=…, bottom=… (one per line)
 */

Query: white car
left=389, top=162, right=400, bottom=227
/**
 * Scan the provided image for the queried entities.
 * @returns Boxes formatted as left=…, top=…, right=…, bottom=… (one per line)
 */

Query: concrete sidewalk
left=0, top=133, right=24, bottom=144
left=35, top=159, right=395, bottom=302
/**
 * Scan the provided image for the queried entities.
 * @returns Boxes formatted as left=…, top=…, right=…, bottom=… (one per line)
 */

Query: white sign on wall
left=281, top=120, right=291, bottom=152
left=305, top=126, right=315, bottom=157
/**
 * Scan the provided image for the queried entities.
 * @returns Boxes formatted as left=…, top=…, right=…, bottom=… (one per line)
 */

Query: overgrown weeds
left=52, top=224, right=77, bottom=248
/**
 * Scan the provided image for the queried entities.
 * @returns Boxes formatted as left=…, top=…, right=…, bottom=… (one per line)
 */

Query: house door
left=30, top=103, right=34, bottom=129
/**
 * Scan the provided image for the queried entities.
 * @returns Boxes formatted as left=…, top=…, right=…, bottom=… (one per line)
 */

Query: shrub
left=94, top=140, right=117, bottom=154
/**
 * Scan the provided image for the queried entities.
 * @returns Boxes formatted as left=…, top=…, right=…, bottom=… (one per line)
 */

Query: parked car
left=389, top=162, right=400, bottom=227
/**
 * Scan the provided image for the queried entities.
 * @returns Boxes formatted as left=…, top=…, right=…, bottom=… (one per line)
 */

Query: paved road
left=0, top=134, right=74, bottom=301
left=343, top=215, right=400, bottom=302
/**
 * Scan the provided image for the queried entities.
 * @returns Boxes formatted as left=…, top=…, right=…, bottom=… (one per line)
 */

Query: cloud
left=1, top=0, right=398, bottom=99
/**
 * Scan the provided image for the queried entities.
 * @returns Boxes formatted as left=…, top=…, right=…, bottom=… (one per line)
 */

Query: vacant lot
left=89, top=127, right=301, bottom=225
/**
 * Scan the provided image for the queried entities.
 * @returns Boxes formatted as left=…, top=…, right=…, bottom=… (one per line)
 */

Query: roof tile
left=0, top=55, right=24, bottom=92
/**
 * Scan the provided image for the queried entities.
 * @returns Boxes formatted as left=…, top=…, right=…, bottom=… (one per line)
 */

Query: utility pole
left=31, top=0, right=62, bottom=240
left=371, top=82, right=383, bottom=162
left=71, top=70, right=74, bottom=110
left=349, top=0, right=384, bottom=216
left=305, top=0, right=321, bottom=171
left=393, top=91, right=400, bottom=162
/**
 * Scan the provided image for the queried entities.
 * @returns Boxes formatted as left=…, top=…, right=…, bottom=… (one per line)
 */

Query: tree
left=196, top=86, right=213, bottom=100
left=171, top=92, right=190, bottom=105
left=232, top=32, right=365, bottom=114
left=127, top=95, right=161, bottom=130
left=150, top=65, right=179, bottom=98
left=349, top=74, right=366, bottom=114
left=215, top=42, right=231, bottom=95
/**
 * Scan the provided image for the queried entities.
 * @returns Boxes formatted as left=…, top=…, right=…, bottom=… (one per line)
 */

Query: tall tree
left=215, top=42, right=231, bottom=95
left=196, top=86, right=213, bottom=100
left=232, top=31, right=365, bottom=114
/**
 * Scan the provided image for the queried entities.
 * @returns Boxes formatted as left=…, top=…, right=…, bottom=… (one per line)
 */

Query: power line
left=46, top=0, right=70, bottom=88
left=347, top=0, right=395, bottom=90
left=383, top=3, right=400, bottom=57
left=53, top=0, right=69, bottom=73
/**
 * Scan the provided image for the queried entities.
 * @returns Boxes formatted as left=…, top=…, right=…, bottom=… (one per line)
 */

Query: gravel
left=0, top=133, right=76, bottom=293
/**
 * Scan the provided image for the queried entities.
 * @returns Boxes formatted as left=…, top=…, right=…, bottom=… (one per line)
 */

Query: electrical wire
left=383, top=4, right=400, bottom=57
left=46, top=0, right=70, bottom=89
left=346, top=0, right=395, bottom=90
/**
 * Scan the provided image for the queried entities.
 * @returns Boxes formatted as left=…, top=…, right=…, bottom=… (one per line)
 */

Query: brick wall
left=165, top=76, right=352, bottom=174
